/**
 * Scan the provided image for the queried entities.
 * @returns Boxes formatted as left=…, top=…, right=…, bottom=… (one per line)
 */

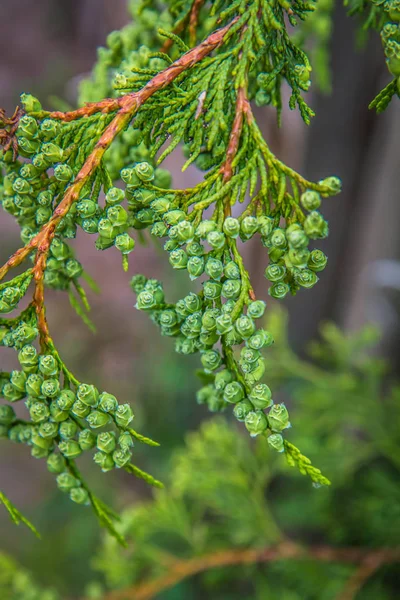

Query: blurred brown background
left=0, top=0, right=399, bottom=595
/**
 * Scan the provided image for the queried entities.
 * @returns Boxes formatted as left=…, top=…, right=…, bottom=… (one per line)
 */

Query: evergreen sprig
left=0, top=0, right=397, bottom=535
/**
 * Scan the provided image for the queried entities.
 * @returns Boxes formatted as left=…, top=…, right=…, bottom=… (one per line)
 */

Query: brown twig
left=189, top=0, right=206, bottom=46
left=0, top=106, right=23, bottom=160
left=0, top=18, right=238, bottom=288
left=220, top=86, right=251, bottom=187
left=336, top=550, right=392, bottom=600
left=101, top=543, right=400, bottom=600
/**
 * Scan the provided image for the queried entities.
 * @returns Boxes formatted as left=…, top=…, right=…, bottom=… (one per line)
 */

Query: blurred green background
left=0, top=1, right=399, bottom=599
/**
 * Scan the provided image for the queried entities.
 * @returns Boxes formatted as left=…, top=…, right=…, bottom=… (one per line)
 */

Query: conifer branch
left=0, top=17, right=238, bottom=285
left=101, top=543, right=400, bottom=600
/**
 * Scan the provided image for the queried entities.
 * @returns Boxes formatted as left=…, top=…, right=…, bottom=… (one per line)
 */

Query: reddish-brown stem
left=220, top=87, right=251, bottom=187
left=100, top=543, right=400, bottom=600
left=0, top=17, right=238, bottom=287
left=189, top=0, right=206, bottom=46
left=48, top=98, right=120, bottom=122
left=32, top=252, right=50, bottom=348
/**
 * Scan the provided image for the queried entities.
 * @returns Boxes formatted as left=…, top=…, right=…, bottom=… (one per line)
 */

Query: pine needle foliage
left=0, top=0, right=398, bottom=539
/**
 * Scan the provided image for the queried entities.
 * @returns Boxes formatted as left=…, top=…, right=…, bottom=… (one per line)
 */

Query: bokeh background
left=0, top=1, right=399, bottom=598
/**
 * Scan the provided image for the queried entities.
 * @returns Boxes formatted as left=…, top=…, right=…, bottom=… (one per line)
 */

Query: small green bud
left=49, top=400, right=69, bottom=422
left=86, top=410, right=110, bottom=429
left=56, top=389, right=76, bottom=411
left=70, top=487, right=89, bottom=505
left=205, top=257, right=224, bottom=280
left=38, top=421, right=59, bottom=439
left=151, top=221, right=168, bottom=237
left=247, top=329, right=274, bottom=350
left=221, top=279, right=241, bottom=300
left=244, top=358, right=265, bottom=385
left=175, top=221, right=195, bottom=243
left=265, top=264, right=286, bottom=283
left=319, top=176, right=341, bottom=195
left=268, top=433, right=285, bottom=452
left=107, top=205, right=128, bottom=227
left=163, top=209, right=186, bottom=226
left=18, top=115, right=39, bottom=138
left=2, top=382, right=24, bottom=402
left=115, top=403, right=134, bottom=427
left=13, top=177, right=33, bottom=195
left=32, top=153, right=48, bottom=170
left=203, top=281, right=222, bottom=300
left=130, top=274, right=147, bottom=294
left=54, top=164, right=73, bottom=182
left=50, top=238, right=70, bottom=261
left=308, top=249, right=328, bottom=272
left=112, top=448, right=131, bottom=468
left=20, top=93, right=42, bottom=113
left=224, top=261, right=240, bottom=280
left=118, top=431, right=134, bottom=450
left=59, top=440, right=82, bottom=459
left=77, top=199, right=97, bottom=218
left=207, top=230, right=226, bottom=250
left=183, top=292, right=203, bottom=313
left=245, top=410, right=268, bottom=437
left=249, top=383, right=272, bottom=409
left=38, top=354, right=59, bottom=377
left=42, top=142, right=63, bottom=163
left=121, top=167, right=141, bottom=187
left=94, top=451, right=115, bottom=472
left=115, top=233, right=135, bottom=254
left=36, top=206, right=52, bottom=225
left=216, top=313, right=233, bottom=335
left=106, top=187, right=125, bottom=205
left=287, top=227, right=309, bottom=250
left=240, top=216, right=258, bottom=239
left=287, top=248, right=310, bottom=268
left=29, top=401, right=50, bottom=423
left=57, top=473, right=80, bottom=492
left=223, top=217, right=240, bottom=238
left=97, top=431, right=116, bottom=454
left=181, top=312, right=202, bottom=338
left=269, top=228, right=287, bottom=249
left=186, top=241, right=205, bottom=257
left=18, top=344, right=38, bottom=371
left=134, top=161, right=154, bottom=181
left=267, top=403, right=290, bottom=432
left=0, top=405, right=15, bottom=425
left=304, top=211, right=328, bottom=239
left=223, top=381, right=245, bottom=404
left=233, top=399, right=254, bottom=422
left=196, top=220, right=216, bottom=238
left=247, top=300, right=266, bottom=319
left=41, top=378, right=60, bottom=399
left=136, top=290, right=162, bottom=311
left=81, top=218, right=98, bottom=234
left=169, top=249, right=188, bottom=270
left=199, top=329, right=219, bottom=346
left=59, top=419, right=78, bottom=440
left=47, top=453, right=66, bottom=474
left=151, top=197, right=171, bottom=215
left=214, top=369, right=233, bottom=391
left=71, top=399, right=91, bottom=419
left=269, top=282, right=289, bottom=300
left=294, top=269, right=319, bottom=289
left=201, top=350, right=222, bottom=372
left=18, top=136, right=40, bottom=155
left=301, top=190, right=321, bottom=211
left=78, top=428, right=97, bottom=450
left=98, top=392, right=118, bottom=414
left=201, top=308, right=220, bottom=331
left=154, top=167, right=171, bottom=188
left=12, top=323, right=38, bottom=347
left=40, top=119, right=60, bottom=140
left=235, top=315, right=256, bottom=339
left=10, top=369, right=27, bottom=392
left=224, top=328, right=243, bottom=346
left=31, top=445, right=51, bottom=459
left=175, top=337, right=198, bottom=354
left=187, top=256, right=205, bottom=279
left=77, top=384, right=99, bottom=408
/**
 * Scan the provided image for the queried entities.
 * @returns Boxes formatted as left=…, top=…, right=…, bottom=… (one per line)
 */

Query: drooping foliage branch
left=0, top=0, right=397, bottom=540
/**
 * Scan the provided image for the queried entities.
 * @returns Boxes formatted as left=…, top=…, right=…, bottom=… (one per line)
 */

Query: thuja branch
left=0, top=18, right=238, bottom=284
left=101, top=543, right=400, bottom=600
